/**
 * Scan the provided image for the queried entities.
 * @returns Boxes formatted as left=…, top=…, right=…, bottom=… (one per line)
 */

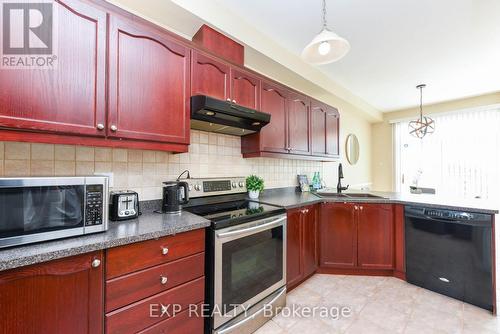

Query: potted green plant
left=246, top=175, right=264, bottom=199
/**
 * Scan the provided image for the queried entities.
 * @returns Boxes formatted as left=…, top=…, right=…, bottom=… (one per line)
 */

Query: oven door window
left=0, top=185, right=85, bottom=238
left=221, top=225, right=283, bottom=312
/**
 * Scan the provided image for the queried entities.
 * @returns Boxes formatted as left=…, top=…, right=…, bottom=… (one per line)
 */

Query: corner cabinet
left=287, top=205, right=318, bottom=290
left=108, top=15, right=190, bottom=144
left=311, top=100, right=340, bottom=158
left=319, top=203, right=395, bottom=272
left=0, top=0, right=107, bottom=136
left=0, top=252, right=104, bottom=334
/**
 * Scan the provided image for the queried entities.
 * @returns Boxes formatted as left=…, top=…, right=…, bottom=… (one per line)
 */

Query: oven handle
left=216, top=287, right=286, bottom=334
left=216, top=216, right=286, bottom=239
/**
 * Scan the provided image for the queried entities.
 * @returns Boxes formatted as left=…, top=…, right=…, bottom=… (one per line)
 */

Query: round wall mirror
left=346, top=134, right=360, bottom=165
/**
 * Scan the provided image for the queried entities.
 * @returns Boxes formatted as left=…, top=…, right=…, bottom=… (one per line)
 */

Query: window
left=394, top=105, right=500, bottom=200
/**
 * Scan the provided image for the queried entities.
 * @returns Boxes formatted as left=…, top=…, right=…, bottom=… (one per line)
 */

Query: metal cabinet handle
left=232, top=99, right=236, bottom=103
left=97, top=123, right=104, bottom=130
left=91, top=259, right=101, bottom=268
left=354, top=205, right=358, bottom=210
left=226, top=98, right=231, bottom=102
left=161, top=247, right=169, bottom=255
left=160, top=276, right=168, bottom=285
left=359, top=206, right=363, bottom=210
left=110, top=125, right=118, bottom=132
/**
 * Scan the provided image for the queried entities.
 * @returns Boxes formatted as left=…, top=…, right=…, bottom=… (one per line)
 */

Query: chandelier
left=409, top=84, right=435, bottom=139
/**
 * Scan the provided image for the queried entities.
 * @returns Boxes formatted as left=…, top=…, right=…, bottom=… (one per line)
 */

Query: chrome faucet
left=337, top=163, right=349, bottom=193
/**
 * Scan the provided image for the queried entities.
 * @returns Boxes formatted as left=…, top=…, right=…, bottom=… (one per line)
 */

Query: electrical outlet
left=95, top=172, right=113, bottom=187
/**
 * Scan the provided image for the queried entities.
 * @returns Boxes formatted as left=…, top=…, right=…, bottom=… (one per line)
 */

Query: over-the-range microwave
left=0, top=176, right=109, bottom=248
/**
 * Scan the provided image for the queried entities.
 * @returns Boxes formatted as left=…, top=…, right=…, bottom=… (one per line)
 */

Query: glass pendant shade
left=301, top=28, right=350, bottom=64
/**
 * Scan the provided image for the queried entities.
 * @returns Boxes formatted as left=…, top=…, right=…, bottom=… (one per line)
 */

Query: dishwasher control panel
left=424, top=208, right=473, bottom=220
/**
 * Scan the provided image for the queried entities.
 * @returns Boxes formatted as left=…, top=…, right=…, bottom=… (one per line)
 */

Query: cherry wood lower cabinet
left=0, top=251, right=104, bottom=334
left=287, top=205, right=318, bottom=290
left=319, top=203, right=396, bottom=273
left=105, top=229, right=205, bottom=334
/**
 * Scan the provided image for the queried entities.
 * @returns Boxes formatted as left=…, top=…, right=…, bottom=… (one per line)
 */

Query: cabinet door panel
left=287, top=94, right=310, bottom=155
left=108, top=16, right=190, bottom=143
left=357, top=204, right=394, bottom=269
left=319, top=203, right=357, bottom=268
left=326, top=107, right=340, bottom=157
left=258, top=81, right=288, bottom=153
left=302, top=205, right=318, bottom=277
left=311, top=101, right=327, bottom=155
left=286, top=208, right=303, bottom=289
left=191, top=51, right=230, bottom=100
left=0, top=252, right=103, bottom=334
left=0, top=0, right=106, bottom=136
left=231, top=68, right=260, bottom=109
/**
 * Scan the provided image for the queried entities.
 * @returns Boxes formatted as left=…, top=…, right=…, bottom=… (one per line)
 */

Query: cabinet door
left=357, top=204, right=394, bottom=269
left=286, top=208, right=303, bottom=289
left=302, top=205, right=318, bottom=277
left=191, top=51, right=230, bottom=101
left=108, top=16, right=190, bottom=143
left=258, top=81, right=289, bottom=153
left=319, top=203, right=357, bottom=268
left=287, top=93, right=310, bottom=155
left=230, top=68, right=260, bottom=109
left=0, top=0, right=106, bottom=136
left=0, top=252, right=103, bottom=334
left=326, top=107, right=340, bottom=157
left=311, top=101, right=327, bottom=156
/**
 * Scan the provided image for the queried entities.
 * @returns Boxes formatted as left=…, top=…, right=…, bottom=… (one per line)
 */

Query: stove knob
left=188, top=184, right=193, bottom=191
left=194, top=184, right=201, bottom=191
left=238, top=181, right=245, bottom=188
left=232, top=182, right=237, bottom=188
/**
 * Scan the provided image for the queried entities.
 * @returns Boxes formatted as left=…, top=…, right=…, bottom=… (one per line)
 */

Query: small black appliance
left=109, top=190, right=140, bottom=221
left=162, top=181, right=189, bottom=213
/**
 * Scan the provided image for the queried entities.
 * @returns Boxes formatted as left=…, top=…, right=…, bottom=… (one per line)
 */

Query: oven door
left=214, top=214, right=286, bottom=329
left=0, top=177, right=87, bottom=248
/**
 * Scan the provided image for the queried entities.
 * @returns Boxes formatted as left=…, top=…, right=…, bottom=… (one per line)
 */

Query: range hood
left=190, top=95, right=271, bottom=136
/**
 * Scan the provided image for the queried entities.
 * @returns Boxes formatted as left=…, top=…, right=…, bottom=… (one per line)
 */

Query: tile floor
left=255, top=274, right=500, bottom=334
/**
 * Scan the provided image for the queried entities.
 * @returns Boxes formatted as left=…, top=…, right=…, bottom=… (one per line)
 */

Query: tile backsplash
left=0, top=130, right=332, bottom=200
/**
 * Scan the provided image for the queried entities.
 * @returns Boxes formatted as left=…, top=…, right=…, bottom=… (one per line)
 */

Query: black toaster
left=109, top=191, right=140, bottom=221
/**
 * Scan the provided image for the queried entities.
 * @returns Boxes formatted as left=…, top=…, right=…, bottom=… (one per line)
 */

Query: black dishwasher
left=405, top=206, right=493, bottom=311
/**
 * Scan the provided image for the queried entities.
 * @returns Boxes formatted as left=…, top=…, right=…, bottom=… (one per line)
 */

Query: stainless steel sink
left=315, top=191, right=387, bottom=199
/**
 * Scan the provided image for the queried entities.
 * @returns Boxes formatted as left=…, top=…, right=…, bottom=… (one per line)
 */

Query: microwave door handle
left=216, top=287, right=286, bottom=334
left=216, top=216, right=286, bottom=239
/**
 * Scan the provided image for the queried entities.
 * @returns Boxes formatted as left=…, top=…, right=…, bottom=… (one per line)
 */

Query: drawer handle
left=91, top=259, right=101, bottom=268
left=160, top=276, right=168, bottom=285
left=161, top=247, right=169, bottom=255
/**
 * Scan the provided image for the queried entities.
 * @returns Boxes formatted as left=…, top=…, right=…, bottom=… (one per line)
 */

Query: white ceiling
left=213, top=0, right=500, bottom=111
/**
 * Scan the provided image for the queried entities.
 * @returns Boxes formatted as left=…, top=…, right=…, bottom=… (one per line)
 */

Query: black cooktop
left=184, top=197, right=285, bottom=229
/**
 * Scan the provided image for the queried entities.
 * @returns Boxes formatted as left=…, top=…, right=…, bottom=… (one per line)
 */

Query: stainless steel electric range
left=183, top=177, right=287, bottom=334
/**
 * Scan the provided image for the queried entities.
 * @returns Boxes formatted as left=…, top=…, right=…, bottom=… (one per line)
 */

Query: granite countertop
left=0, top=208, right=210, bottom=271
left=256, top=187, right=499, bottom=214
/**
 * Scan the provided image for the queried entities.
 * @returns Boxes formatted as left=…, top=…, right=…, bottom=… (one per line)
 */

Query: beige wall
left=371, top=92, right=500, bottom=191
left=106, top=0, right=375, bottom=190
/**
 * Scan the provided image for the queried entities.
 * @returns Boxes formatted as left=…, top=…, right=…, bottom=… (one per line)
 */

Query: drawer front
left=106, top=276, right=204, bottom=334
left=106, top=229, right=205, bottom=279
left=106, top=252, right=205, bottom=312
left=138, top=303, right=203, bottom=334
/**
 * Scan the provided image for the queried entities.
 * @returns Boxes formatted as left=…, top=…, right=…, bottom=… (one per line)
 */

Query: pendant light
left=301, top=0, right=350, bottom=64
left=409, top=84, right=435, bottom=139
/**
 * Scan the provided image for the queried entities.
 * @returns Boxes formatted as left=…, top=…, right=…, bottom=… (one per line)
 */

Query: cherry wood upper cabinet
left=320, top=203, right=357, bottom=268
left=287, top=93, right=310, bottom=155
left=0, top=251, right=104, bottom=334
left=357, top=204, right=394, bottom=269
left=191, top=51, right=230, bottom=101
left=107, top=16, right=190, bottom=144
left=0, top=0, right=106, bottom=137
left=286, top=208, right=303, bottom=289
left=311, top=101, right=328, bottom=156
left=326, top=106, right=340, bottom=157
left=302, top=206, right=318, bottom=278
left=231, top=68, right=260, bottom=109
